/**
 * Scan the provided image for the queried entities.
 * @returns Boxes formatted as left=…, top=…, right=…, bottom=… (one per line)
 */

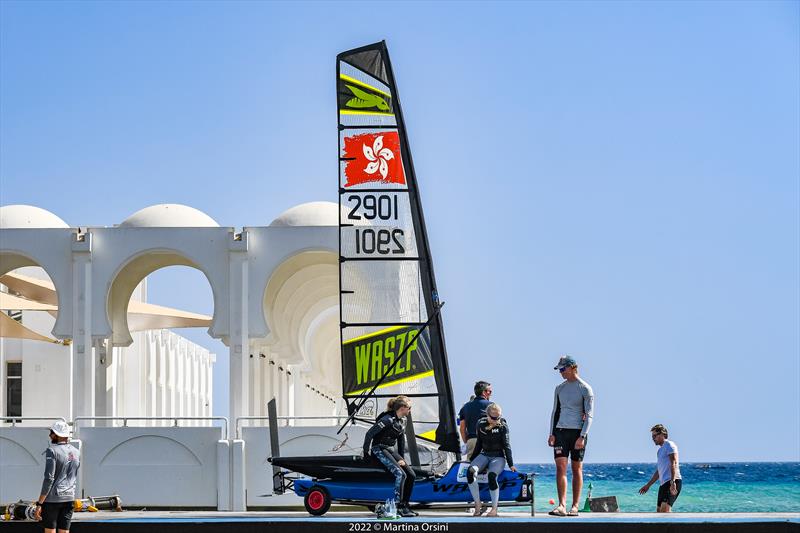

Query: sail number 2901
left=347, top=194, right=406, bottom=255
left=347, top=194, right=399, bottom=221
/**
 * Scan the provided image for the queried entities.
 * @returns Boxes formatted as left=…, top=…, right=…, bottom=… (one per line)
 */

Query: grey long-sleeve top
left=549, top=377, right=594, bottom=437
left=40, top=442, right=81, bottom=502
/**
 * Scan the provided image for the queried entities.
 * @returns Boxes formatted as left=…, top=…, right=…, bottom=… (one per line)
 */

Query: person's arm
left=548, top=387, right=560, bottom=445
left=362, top=416, right=387, bottom=456
left=639, top=470, right=659, bottom=494
left=39, top=447, right=56, bottom=502
left=669, top=451, right=679, bottom=495
left=502, top=424, right=516, bottom=471
left=397, top=426, right=406, bottom=458
left=459, top=419, right=468, bottom=443
left=580, top=384, right=594, bottom=437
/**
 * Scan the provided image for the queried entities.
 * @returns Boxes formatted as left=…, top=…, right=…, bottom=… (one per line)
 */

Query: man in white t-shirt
left=638, top=424, right=682, bottom=512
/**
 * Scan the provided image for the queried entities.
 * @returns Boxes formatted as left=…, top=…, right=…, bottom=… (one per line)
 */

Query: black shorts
left=657, top=479, right=682, bottom=508
left=553, top=428, right=587, bottom=462
left=41, top=501, right=73, bottom=530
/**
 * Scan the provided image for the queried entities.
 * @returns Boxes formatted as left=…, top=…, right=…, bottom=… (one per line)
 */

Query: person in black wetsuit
left=363, top=395, right=417, bottom=517
left=466, top=402, right=516, bottom=517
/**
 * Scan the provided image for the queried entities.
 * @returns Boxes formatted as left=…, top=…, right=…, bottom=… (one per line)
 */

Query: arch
left=0, top=436, right=40, bottom=466
left=0, top=251, right=67, bottom=339
left=106, top=248, right=219, bottom=347
left=263, top=251, right=339, bottom=369
left=99, top=435, right=202, bottom=466
left=300, top=304, right=341, bottom=393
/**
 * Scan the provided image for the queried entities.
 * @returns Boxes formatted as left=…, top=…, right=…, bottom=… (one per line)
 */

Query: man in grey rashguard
left=34, top=420, right=81, bottom=533
left=547, top=355, right=594, bottom=517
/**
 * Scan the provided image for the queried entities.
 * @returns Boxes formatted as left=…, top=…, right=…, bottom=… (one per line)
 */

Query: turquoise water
left=513, top=462, right=800, bottom=513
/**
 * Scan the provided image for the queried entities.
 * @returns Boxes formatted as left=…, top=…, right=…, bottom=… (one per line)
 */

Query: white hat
left=50, top=420, right=70, bottom=438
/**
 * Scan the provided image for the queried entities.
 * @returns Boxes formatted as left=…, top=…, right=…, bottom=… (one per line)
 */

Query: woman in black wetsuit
left=363, top=395, right=417, bottom=517
left=466, top=402, right=516, bottom=517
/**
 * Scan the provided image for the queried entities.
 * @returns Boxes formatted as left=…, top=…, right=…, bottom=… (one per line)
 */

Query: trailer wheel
left=304, top=485, right=331, bottom=516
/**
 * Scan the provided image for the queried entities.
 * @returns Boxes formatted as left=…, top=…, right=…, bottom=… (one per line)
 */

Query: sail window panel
left=337, top=60, right=396, bottom=128
left=340, top=193, right=418, bottom=259
left=340, top=260, right=428, bottom=325
left=338, top=112, right=397, bottom=128
left=339, top=60, right=392, bottom=95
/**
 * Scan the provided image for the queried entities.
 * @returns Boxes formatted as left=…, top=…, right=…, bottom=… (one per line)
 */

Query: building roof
left=270, top=201, right=339, bottom=227
left=0, top=205, right=70, bottom=229
left=120, top=204, right=219, bottom=228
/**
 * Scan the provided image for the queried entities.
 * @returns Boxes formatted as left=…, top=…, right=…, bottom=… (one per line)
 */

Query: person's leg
left=400, top=463, right=416, bottom=504
left=570, top=460, right=583, bottom=512
left=485, top=457, right=505, bottom=516
left=465, top=438, right=476, bottom=459
left=467, top=455, right=489, bottom=515
left=553, top=457, right=568, bottom=514
left=373, top=448, right=406, bottom=503
left=57, top=500, right=74, bottom=532
left=40, top=503, right=58, bottom=533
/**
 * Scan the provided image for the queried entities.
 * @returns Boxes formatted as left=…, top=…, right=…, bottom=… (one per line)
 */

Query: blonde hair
left=486, top=402, right=502, bottom=417
left=387, top=395, right=411, bottom=412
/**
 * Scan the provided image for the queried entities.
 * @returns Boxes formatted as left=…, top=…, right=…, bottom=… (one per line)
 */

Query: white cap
left=50, top=420, right=70, bottom=438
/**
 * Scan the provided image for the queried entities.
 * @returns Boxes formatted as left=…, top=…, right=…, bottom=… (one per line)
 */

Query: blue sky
left=1, top=1, right=798, bottom=462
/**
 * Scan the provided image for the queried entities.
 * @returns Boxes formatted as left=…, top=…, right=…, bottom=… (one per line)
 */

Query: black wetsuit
left=363, top=412, right=415, bottom=504
left=470, top=417, right=514, bottom=467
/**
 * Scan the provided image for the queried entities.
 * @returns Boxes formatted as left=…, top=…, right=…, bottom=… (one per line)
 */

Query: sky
left=1, top=1, right=798, bottom=463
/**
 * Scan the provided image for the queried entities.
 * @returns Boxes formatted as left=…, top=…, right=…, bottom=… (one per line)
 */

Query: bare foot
left=472, top=505, right=482, bottom=517
left=486, top=508, right=498, bottom=517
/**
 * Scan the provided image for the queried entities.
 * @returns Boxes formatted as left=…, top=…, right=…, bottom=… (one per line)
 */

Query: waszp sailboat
left=269, top=42, right=531, bottom=515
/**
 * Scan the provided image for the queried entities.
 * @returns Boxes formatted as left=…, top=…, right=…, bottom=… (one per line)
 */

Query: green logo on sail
left=342, top=326, right=433, bottom=395
left=345, top=84, right=390, bottom=111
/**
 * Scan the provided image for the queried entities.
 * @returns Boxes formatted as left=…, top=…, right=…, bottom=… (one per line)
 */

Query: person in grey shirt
left=34, top=420, right=80, bottom=533
left=547, top=355, right=594, bottom=517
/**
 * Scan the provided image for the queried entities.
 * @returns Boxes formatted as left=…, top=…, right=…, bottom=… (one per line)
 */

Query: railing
left=72, top=416, right=230, bottom=440
left=0, top=416, right=66, bottom=427
left=234, top=415, right=360, bottom=439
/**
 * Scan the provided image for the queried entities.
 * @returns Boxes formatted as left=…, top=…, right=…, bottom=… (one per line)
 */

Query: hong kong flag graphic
left=342, top=132, right=406, bottom=187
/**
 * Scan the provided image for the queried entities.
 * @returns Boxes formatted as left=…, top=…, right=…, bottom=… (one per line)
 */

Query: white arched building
left=0, top=202, right=342, bottom=425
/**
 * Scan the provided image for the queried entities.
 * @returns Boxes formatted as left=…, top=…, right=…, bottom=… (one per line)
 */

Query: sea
left=512, top=462, right=800, bottom=513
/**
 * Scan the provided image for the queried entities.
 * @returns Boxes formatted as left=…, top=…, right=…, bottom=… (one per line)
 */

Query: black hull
left=269, top=455, right=432, bottom=481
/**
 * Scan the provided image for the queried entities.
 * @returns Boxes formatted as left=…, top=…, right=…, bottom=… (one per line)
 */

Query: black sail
left=337, top=42, right=459, bottom=453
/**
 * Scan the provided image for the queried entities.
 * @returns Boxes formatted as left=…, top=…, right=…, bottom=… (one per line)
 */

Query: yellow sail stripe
left=339, top=109, right=395, bottom=117
left=343, top=325, right=411, bottom=345
left=340, top=73, right=391, bottom=98
left=417, top=429, right=437, bottom=442
left=346, top=370, right=434, bottom=396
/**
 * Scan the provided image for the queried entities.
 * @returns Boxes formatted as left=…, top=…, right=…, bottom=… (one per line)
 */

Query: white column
left=71, top=239, right=94, bottom=420
left=261, top=350, right=273, bottom=416
left=94, top=338, right=107, bottom=421
left=287, top=368, right=295, bottom=420
left=228, top=234, right=250, bottom=426
left=248, top=350, right=257, bottom=417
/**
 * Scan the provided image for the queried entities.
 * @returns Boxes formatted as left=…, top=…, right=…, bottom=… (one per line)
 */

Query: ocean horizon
left=512, top=462, right=800, bottom=513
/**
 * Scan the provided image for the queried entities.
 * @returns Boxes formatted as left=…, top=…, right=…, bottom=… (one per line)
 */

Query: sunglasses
left=488, top=414, right=500, bottom=420
left=558, top=367, right=569, bottom=373
left=651, top=433, right=663, bottom=440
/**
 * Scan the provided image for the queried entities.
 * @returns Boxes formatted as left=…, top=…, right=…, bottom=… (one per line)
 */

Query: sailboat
left=269, top=41, right=531, bottom=515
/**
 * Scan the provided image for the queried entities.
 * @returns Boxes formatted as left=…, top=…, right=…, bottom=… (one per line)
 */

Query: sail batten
left=337, top=42, right=460, bottom=453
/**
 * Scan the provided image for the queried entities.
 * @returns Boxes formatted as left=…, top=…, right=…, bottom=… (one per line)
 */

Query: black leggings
left=372, top=447, right=416, bottom=503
